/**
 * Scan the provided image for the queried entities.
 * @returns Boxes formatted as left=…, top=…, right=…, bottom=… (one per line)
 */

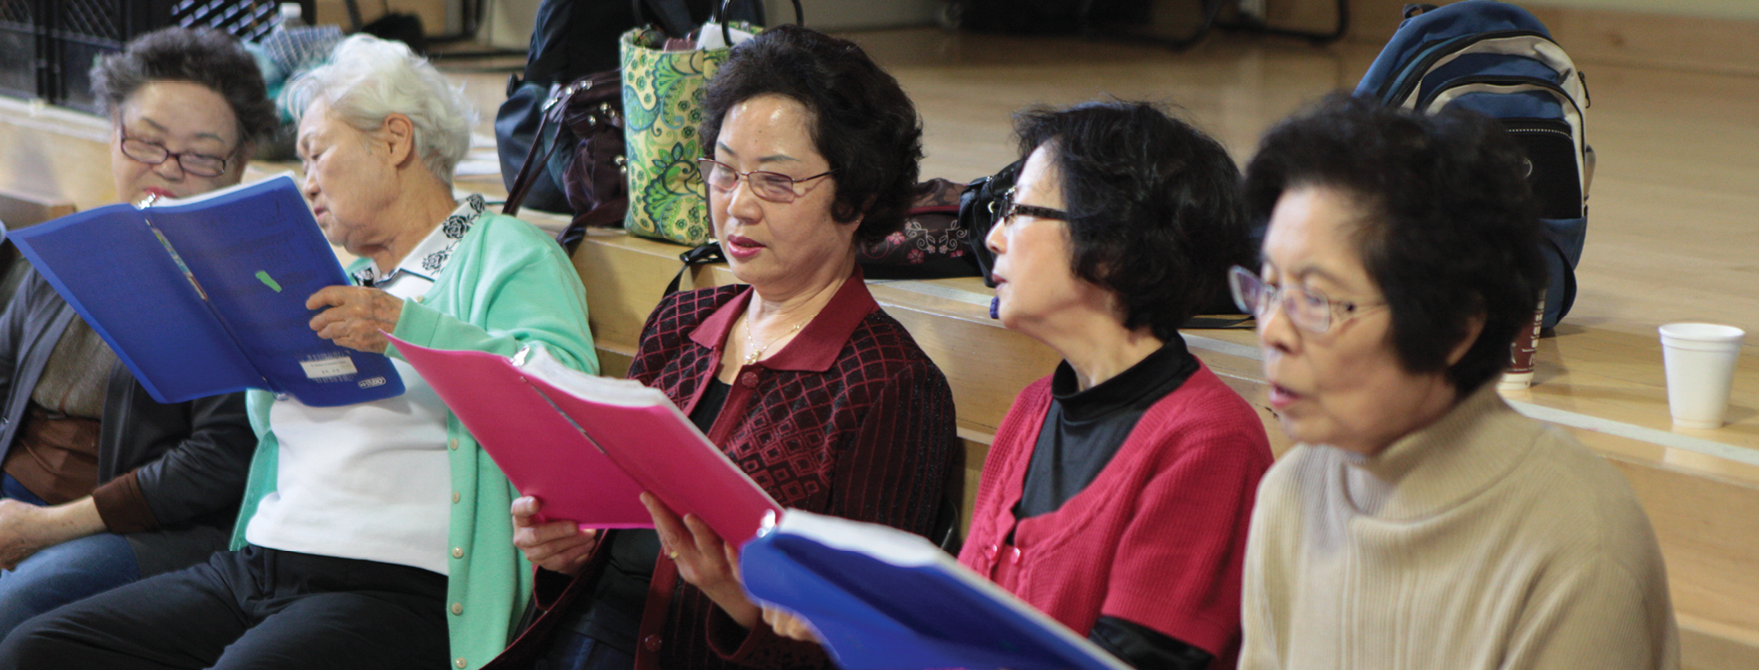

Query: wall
left=1526, top=0, right=1759, bottom=21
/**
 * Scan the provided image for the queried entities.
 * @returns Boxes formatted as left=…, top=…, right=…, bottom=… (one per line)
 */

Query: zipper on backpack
left=1380, top=30, right=1557, bottom=105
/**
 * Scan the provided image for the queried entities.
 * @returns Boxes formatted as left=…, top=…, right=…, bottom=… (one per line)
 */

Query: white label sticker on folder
left=299, top=354, right=358, bottom=381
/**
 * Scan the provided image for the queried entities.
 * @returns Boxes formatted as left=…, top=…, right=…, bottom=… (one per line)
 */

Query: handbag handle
left=502, top=87, right=563, bottom=217
left=717, top=0, right=803, bottom=49
left=503, top=75, right=618, bottom=216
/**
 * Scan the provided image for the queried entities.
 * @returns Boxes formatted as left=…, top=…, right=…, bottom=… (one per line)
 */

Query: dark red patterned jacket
left=490, top=272, right=960, bottom=670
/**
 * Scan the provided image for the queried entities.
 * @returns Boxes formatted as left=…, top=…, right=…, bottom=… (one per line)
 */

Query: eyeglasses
left=988, top=186, right=1068, bottom=224
left=117, top=128, right=231, bottom=178
left=1228, top=265, right=1387, bottom=334
left=697, top=158, right=833, bottom=204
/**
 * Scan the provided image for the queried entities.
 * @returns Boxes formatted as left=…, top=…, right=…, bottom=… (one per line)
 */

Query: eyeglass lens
left=700, top=160, right=806, bottom=203
left=1229, top=266, right=1330, bottom=333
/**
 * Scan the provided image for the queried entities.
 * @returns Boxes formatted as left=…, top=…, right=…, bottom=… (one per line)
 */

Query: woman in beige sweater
left=1231, top=95, right=1678, bottom=670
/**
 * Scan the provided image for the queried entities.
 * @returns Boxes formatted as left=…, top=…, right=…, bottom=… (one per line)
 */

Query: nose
left=152, top=157, right=187, bottom=181
left=722, top=174, right=764, bottom=224
left=1256, top=294, right=1299, bottom=355
left=984, top=217, right=1007, bottom=255
left=302, top=168, right=319, bottom=199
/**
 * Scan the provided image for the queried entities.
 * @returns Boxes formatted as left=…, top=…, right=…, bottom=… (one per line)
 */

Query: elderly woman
left=0, top=35, right=597, bottom=670
left=488, top=25, right=959, bottom=670
left=0, top=27, right=270, bottom=639
left=1235, top=96, right=1677, bottom=669
left=771, top=101, right=1274, bottom=668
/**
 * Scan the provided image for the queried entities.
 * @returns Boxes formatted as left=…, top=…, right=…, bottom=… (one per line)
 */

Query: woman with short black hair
left=1236, top=94, right=1678, bottom=669
left=492, top=25, right=959, bottom=670
left=753, top=100, right=1273, bottom=668
left=953, top=100, right=1272, bottom=670
left=0, top=25, right=271, bottom=642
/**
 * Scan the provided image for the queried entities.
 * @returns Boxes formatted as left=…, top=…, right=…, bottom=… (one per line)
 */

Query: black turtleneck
left=1012, top=337, right=1212, bottom=670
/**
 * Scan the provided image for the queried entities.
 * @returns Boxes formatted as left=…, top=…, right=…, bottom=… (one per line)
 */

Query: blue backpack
left=1355, top=0, right=1592, bottom=329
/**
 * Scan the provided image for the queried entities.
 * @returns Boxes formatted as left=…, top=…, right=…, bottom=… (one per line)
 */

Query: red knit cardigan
left=489, top=273, right=960, bottom=670
left=958, top=361, right=1273, bottom=669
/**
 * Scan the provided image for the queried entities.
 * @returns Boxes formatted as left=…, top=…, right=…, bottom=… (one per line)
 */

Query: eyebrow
left=132, top=116, right=229, bottom=146
left=715, top=142, right=799, bottom=166
left=1261, top=257, right=1351, bottom=288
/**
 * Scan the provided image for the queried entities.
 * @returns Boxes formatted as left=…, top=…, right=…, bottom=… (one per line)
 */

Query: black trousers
left=0, top=545, right=449, bottom=670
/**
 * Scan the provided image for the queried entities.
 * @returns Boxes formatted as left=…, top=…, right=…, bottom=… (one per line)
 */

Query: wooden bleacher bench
left=548, top=218, right=1759, bottom=670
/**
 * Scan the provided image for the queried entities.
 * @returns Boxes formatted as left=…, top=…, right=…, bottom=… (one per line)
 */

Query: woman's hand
left=642, top=491, right=761, bottom=629
left=307, top=286, right=403, bottom=353
left=511, top=496, right=599, bottom=576
left=763, top=607, right=822, bottom=643
left=0, top=498, right=105, bottom=570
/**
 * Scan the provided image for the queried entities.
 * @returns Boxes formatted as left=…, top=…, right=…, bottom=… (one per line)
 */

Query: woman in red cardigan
left=772, top=101, right=1275, bottom=669
left=485, top=25, right=960, bottom=670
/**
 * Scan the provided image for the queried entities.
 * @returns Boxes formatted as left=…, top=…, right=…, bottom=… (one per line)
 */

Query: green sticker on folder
left=255, top=271, right=282, bottom=293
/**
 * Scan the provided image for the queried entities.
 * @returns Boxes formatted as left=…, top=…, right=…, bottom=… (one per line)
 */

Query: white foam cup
left=1658, top=323, right=1745, bottom=429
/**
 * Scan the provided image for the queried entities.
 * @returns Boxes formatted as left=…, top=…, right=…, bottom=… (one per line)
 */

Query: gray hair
left=282, top=35, right=476, bottom=183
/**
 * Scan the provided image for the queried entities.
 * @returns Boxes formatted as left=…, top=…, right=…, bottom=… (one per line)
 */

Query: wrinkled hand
left=643, top=491, right=760, bottom=629
left=0, top=498, right=106, bottom=570
left=763, top=607, right=823, bottom=644
left=511, top=496, right=599, bottom=576
left=307, top=286, right=403, bottom=353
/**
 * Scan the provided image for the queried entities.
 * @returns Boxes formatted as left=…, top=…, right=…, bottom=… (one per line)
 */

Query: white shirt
left=245, top=197, right=484, bottom=574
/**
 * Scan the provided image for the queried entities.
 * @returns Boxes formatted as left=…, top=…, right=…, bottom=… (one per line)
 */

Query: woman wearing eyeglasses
left=935, top=101, right=1274, bottom=670
left=1235, top=96, right=1676, bottom=669
left=0, top=27, right=271, bottom=640
left=488, top=25, right=959, bottom=670
left=745, top=97, right=1273, bottom=668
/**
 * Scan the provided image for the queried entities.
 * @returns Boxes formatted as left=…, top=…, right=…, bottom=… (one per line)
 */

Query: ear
left=1446, top=312, right=1487, bottom=366
left=380, top=113, right=417, bottom=168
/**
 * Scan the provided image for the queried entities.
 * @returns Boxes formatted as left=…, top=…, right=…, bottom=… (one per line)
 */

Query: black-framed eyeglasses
left=697, top=158, right=833, bottom=204
left=117, top=127, right=232, bottom=178
left=1228, top=265, right=1387, bottom=334
left=988, top=186, right=1068, bottom=224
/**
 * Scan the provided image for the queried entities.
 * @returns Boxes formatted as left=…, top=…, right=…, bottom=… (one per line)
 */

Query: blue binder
left=739, top=510, right=1130, bottom=670
left=4, top=175, right=403, bottom=407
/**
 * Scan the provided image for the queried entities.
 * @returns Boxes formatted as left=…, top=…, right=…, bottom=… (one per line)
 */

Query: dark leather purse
left=501, top=70, right=628, bottom=253
left=856, top=178, right=983, bottom=280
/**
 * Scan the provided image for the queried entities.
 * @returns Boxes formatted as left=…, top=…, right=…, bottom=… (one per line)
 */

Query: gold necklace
left=743, top=313, right=810, bottom=366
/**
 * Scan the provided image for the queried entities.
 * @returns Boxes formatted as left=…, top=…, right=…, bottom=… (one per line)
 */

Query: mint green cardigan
left=228, top=212, right=598, bottom=670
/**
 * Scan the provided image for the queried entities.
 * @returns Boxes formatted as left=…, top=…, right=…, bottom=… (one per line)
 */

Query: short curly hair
left=1013, top=100, right=1252, bottom=342
left=699, top=25, right=923, bottom=244
left=90, top=27, right=277, bottom=147
left=1242, top=94, right=1547, bottom=394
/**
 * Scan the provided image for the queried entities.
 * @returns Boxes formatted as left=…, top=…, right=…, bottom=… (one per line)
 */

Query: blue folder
left=3, top=175, right=403, bottom=407
left=739, top=510, right=1131, bottom=670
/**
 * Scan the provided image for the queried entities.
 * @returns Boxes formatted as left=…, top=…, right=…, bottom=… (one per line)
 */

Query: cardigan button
left=643, top=634, right=663, bottom=651
left=449, top=438, right=459, bottom=451
left=452, top=491, right=461, bottom=504
left=739, top=371, right=759, bottom=388
left=451, top=602, right=464, bottom=615
left=452, top=547, right=464, bottom=559
left=983, top=544, right=998, bottom=561
left=454, top=658, right=467, bottom=669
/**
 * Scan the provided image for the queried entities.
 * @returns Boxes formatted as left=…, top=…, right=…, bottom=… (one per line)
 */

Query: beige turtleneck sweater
left=1240, top=383, right=1679, bottom=670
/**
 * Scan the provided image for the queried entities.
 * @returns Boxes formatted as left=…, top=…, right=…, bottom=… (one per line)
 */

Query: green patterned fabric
left=619, top=27, right=743, bottom=246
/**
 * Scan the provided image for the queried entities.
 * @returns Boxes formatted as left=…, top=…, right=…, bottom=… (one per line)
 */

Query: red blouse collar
left=688, top=267, right=879, bottom=373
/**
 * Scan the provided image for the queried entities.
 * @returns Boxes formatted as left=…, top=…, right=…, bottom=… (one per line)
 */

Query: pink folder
left=390, top=336, right=783, bottom=545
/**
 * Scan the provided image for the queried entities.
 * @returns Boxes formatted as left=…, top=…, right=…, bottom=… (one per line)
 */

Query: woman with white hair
left=0, top=35, right=598, bottom=670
